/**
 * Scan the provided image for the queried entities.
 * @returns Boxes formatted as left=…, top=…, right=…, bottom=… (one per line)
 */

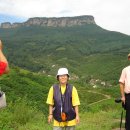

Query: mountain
left=0, top=15, right=95, bottom=28
left=0, top=15, right=128, bottom=130
left=0, top=15, right=130, bottom=85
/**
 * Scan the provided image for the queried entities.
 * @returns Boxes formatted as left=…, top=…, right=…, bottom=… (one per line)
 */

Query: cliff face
left=0, top=15, right=96, bottom=28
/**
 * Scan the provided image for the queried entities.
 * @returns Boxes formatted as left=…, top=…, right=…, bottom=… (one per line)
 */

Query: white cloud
left=0, top=0, right=130, bottom=35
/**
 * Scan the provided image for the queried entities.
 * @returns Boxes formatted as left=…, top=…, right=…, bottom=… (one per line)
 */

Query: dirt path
left=86, top=90, right=125, bottom=130
left=87, top=90, right=111, bottom=106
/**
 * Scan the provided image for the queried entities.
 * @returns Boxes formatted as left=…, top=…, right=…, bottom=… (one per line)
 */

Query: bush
left=0, top=99, right=52, bottom=130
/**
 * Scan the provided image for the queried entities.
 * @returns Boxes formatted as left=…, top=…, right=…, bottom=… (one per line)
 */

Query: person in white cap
left=119, top=53, right=130, bottom=130
left=46, top=68, right=80, bottom=130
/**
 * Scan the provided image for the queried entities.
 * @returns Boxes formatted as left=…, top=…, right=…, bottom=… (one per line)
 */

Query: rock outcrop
left=0, top=15, right=96, bottom=28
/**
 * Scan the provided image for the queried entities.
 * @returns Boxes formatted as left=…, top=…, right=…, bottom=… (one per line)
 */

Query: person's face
left=58, top=74, right=68, bottom=85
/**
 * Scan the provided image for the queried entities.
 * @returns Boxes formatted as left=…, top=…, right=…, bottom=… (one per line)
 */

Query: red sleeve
left=0, top=61, right=7, bottom=75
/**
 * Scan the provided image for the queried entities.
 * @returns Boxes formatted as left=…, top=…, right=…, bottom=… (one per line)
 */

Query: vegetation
left=0, top=67, right=124, bottom=130
left=0, top=23, right=130, bottom=129
left=0, top=24, right=130, bottom=84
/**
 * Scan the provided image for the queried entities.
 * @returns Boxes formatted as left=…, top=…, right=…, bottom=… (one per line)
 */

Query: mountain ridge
left=0, top=15, right=95, bottom=28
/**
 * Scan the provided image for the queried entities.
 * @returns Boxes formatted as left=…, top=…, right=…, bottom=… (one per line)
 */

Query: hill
left=0, top=67, right=123, bottom=130
left=0, top=15, right=130, bottom=85
left=0, top=15, right=128, bottom=130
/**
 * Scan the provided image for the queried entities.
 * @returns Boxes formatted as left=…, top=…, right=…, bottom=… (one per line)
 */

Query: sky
left=0, top=0, right=130, bottom=35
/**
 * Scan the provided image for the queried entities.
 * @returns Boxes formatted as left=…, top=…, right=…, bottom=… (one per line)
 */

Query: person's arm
left=74, top=105, right=80, bottom=124
left=48, top=105, right=53, bottom=124
left=0, top=40, right=9, bottom=74
left=72, top=86, right=80, bottom=124
left=46, top=86, right=54, bottom=124
left=120, top=82, right=125, bottom=104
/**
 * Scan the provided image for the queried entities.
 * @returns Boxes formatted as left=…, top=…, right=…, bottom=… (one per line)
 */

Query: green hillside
left=0, top=24, right=130, bottom=84
left=0, top=67, right=123, bottom=130
left=0, top=23, right=129, bottom=129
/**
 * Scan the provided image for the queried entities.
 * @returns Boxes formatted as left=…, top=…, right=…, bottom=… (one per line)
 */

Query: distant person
left=119, top=53, right=130, bottom=130
left=46, top=68, right=80, bottom=130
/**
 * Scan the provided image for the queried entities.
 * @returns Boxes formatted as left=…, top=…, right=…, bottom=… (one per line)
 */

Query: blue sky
left=0, top=0, right=130, bottom=35
left=0, top=14, right=26, bottom=23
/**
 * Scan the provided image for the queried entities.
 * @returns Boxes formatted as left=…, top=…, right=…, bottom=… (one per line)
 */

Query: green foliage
left=0, top=66, right=55, bottom=114
left=78, top=110, right=121, bottom=130
left=0, top=99, right=52, bottom=130
left=78, top=88, right=106, bottom=112
left=0, top=24, right=130, bottom=84
left=0, top=66, right=124, bottom=129
left=0, top=24, right=129, bottom=129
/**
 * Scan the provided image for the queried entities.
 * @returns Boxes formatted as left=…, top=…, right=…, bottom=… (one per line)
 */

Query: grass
left=0, top=87, right=125, bottom=130
left=77, top=99, right=125, bottom=130
left=0, top=67, right=125, bottom=130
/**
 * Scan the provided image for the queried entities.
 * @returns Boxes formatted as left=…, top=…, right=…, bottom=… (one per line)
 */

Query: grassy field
left=0, top=94, right=124, bottom=130
left=0, top=67, right=125, bottom=130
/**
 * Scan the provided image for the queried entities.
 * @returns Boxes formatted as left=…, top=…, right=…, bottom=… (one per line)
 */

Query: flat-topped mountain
left=0, top=15, right=95, bottom=28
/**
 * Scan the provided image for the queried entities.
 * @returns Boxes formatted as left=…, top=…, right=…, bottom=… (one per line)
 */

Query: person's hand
left=76, top=115, right=80, bottom=124
left=0, top=40, right=3, bottom=50
left=48, top=115, right=53, bottom=124
left=121, top=96, right=125, bottom=104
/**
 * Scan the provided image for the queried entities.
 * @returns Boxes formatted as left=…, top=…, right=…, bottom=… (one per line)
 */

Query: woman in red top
left=0, top=40, right=9, bottom=75
left=0, top=40, right=9, bottom=108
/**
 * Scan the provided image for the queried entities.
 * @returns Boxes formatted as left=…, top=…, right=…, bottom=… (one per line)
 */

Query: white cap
left=57, top=68, right=69, bottom=76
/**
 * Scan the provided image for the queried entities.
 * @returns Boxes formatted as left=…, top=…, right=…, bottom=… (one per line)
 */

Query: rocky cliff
left=0, top=15, right=95, bottom=28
